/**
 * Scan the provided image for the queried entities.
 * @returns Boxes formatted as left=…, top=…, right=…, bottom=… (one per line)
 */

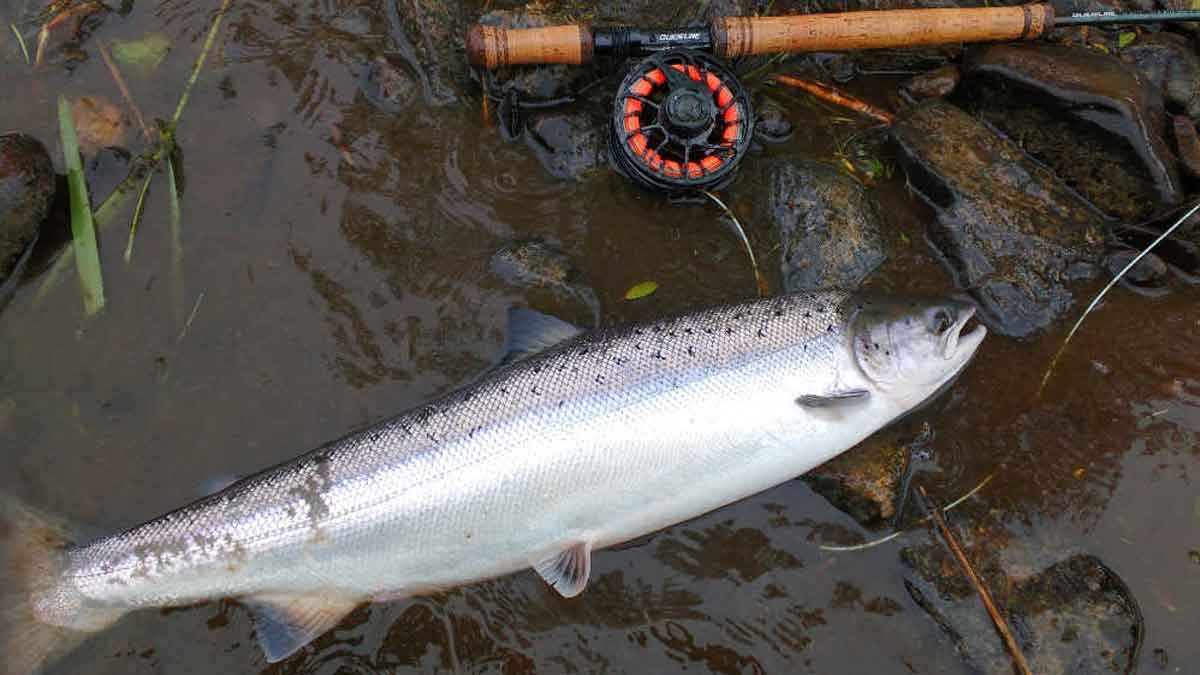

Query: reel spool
left=609, top=49, right=752, bottom=195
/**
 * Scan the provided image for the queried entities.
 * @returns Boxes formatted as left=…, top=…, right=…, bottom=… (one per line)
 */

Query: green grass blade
left=167, top=155, right=184, bottom=327
left=123, top=170, right=155, bottom=262
left=58, top=94, right=105, bottom=315
left=170, top=0, right=234, bottom=127
left=11, top=24, right=30, bottom=65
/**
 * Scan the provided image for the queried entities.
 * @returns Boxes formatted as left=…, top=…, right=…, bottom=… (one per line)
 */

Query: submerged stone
left=891, top=100, right=1106, bottom=339
left=902, top=547, right=1142, bottom=674
left=525, top=112, right=606, bottom=182
left=754, top=97, right=794, bottom=144
left=1172, top=115, right=1200, bottom=178
left=962, top=42, right=1181, bottom=211
left=804, top=423, right=929, bottom=528
left=1120, top=31, right=1200, bottom=119
left=900, top=64, right=960, bottom=102
left=767, top=159, right=886, bottom=293
left=0, top=133, right=55, bottom=282
left=360, top=55, right=418, bottom=114
left=490, top=239, right=600, bottom=326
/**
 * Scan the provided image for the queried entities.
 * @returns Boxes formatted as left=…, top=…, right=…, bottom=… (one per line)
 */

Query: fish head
left=848, top=294, right=987, bottom=407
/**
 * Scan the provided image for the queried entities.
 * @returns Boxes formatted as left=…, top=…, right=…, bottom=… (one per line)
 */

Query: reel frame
left=608, top=48, right=753, bottom=195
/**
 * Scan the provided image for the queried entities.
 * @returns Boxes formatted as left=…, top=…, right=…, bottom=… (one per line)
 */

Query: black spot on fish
left=531, top=386, right=540, bottom=395
left=873, top=342, right=879, bottom=350
left=684, top=328, right=694, bottom=335
left=558, top=400, right=565, bottom=407
left=635, top=343, right=643, bottom=350
left=687, top=346, right=696, bottom=357
left=804, top=312, right=811, bottom=319
left=634, top=328, right=644, bottom=336
left=653, top=325, right=664, bottom=333
left=653, top=350, right=665, bottom=360
left=500, top=387, right=509, bottom=395
left=775, top=308, right=784, bottom=317
left=757, top=328, right=766, bottom=338
left=595, top=374, right=606, bottom=384
left=827, top=324, right=835, bottom=332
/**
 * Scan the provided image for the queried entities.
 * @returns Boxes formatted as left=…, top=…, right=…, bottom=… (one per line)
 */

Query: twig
left=1037, top=199, right=1200, bottom=397
left=34, top=0, right=104, bottom=66
left=819, top=472, right=995, bottom=552
left=97, top=40, right=153, bottom=143
left=917, top=486, right=1032, bottom=675
left=177, top=291, right=203, bottom=343
left=771, top=75, right=894, bottom=125
left=703, top=190, right=768, bottom=298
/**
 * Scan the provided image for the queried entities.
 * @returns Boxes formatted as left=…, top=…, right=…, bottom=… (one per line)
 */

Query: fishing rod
left=468, top=4, right=1200, bottom=194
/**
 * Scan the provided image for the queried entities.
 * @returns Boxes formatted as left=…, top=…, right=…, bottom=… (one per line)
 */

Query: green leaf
left=1118, top=31, right=1136, bottom=49
left=58, top=95, right=105, bottom=315
left=110, top=33, right=171, bottom=71
left=624, top=281, right=658, bottom=301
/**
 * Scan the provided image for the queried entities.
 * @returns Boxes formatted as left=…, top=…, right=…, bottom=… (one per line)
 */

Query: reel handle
left=467, top=4, right=1055, bottom=70
left=712, top=4, right=1053, bottom=57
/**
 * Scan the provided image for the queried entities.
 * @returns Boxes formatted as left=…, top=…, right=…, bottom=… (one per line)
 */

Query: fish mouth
left=940, top=305, right=986, bottom=359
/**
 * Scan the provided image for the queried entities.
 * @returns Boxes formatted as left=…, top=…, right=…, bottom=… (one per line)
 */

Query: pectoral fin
left=244, top=594, right=359, bottom=663
left=533, top=541, right=592, bottom=598
left=796, top=389, right=870, bottom=408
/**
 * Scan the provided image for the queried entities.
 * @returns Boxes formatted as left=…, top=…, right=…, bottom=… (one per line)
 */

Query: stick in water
left=917, top=486, right=1032, bottom=675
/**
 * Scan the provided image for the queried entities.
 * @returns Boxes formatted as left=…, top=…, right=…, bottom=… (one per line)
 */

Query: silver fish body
left=6, top=290, right=986, bottom=671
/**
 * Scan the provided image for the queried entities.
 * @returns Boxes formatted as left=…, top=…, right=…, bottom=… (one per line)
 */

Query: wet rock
left=903, top=547, right=1142, bottom=675
left=891, top=100, right=1106, bottom=338
left=360, top=55, right=418, bottom=114
left=1107, top=249, right=1170, bottom=294
left=0, top=133, right=55, bottom=281
left=1120, top=31, right=1200, bottom=119
left=963, top=42, right=1181, bottom=208
left=767, top=159, right=886, bottom=292
left=901, top=64, right=960, bottom=102
left=490, top=239, right=600, bottom=326
left=754, top=98, right=794, bottom=144
left=1172, top=115, right=1200, bottom=178
left=804, top=423, right=929, bottom=527
left=390, top=0, right=466, bottom=105
left=525, top=112, right=606, bottom=182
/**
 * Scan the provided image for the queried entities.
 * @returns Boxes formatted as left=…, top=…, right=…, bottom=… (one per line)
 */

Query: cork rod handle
left=712, top=4, right=1054, bottom=58
left=467, top=24, right=594, bottom=69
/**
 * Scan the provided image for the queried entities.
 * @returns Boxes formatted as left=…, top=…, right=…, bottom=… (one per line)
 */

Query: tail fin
left=0, top=494, right=112, bottom=675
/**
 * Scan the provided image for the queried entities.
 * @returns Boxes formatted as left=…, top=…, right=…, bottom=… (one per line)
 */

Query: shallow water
left=1, top=0, right=1197, bottom=673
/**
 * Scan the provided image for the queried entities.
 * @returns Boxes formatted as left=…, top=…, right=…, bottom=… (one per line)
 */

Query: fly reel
left=609, top=49, right=752, bottom=195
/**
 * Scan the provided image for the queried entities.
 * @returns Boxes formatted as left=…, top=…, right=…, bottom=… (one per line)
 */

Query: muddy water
left=1, top=0, right=1197, bottom=673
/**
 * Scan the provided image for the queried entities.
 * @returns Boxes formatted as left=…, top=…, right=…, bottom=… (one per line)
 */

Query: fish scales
left=65, top=292, right=851, bottom=605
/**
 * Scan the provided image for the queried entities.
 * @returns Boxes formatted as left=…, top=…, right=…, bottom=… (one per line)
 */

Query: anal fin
left=243, top=593, right=359, bottom=663
left=533, top=541, right=592, bottom=598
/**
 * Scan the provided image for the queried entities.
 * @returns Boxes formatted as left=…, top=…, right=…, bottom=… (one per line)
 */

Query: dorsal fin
left=501, top=308, right=583, bottom=366
left=243, top=594, right=358, bottom=663
left=533, top=541, right=592, bottom=598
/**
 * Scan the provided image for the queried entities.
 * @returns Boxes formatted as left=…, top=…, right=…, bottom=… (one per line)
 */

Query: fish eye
left=930, top=309, right=953, bottom=334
